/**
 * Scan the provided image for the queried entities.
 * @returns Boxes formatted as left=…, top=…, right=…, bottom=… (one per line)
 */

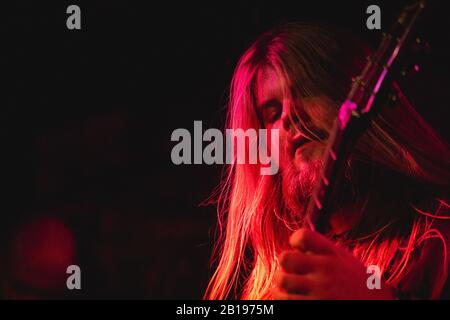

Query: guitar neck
left=305, top=100, right=365, bottom=232
left=305, top=0, right=427, bottom=233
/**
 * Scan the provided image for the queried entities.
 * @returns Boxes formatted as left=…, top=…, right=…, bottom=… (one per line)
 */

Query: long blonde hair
left=204, top=23, right=450, bottom=300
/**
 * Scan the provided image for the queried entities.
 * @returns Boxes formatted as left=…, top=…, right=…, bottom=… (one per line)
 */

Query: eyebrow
left=255, top=82, right=300, bottom=109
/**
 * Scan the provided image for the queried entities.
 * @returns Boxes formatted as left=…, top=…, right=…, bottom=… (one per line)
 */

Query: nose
left=281, top=106, right=328, bottom=142
left=281, top=106, right=304, bottom=137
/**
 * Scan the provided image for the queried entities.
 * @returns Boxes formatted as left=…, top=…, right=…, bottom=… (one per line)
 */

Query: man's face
left=255, top=67, right=329, bottom=215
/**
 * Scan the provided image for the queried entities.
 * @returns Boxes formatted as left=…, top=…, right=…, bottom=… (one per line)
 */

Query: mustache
left=286, top=127, right=328, bottom=160
left=293, top=121, right=328, bottom=142
left=286, top=106, right=330, bottom=142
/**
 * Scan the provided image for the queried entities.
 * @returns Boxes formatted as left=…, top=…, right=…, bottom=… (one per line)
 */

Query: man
left=204, top=23, right=450, bottom=300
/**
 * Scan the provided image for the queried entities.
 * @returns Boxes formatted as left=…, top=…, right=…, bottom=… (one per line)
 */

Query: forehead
left=254, top=67, right=284, bottom=106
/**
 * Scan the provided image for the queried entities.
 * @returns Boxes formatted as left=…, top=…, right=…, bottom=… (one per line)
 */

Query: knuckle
left=291, top=229, right=306, bottom=246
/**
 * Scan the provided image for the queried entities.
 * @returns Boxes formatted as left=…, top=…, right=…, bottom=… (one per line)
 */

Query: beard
left=280, top=144, right=324, bottom=217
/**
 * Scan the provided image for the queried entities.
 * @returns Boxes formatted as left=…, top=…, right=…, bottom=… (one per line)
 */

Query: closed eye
left=258, top=99, right=282, bottom=124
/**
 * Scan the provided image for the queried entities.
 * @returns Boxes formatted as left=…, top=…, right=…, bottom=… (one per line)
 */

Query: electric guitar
left=305, top=0, right=428, bottom=233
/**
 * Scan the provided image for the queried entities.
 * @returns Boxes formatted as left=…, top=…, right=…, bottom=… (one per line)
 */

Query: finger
left=289, top=228, right=335, bottom=255
left=275, top=271, right=314, bottom=295
left=271, top=286, right=314, bottom=300
left=279, top=250, right=324, bottom=274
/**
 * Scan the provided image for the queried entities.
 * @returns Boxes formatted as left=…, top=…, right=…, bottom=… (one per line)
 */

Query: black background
left=1, top=0, right=449, bottom=299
